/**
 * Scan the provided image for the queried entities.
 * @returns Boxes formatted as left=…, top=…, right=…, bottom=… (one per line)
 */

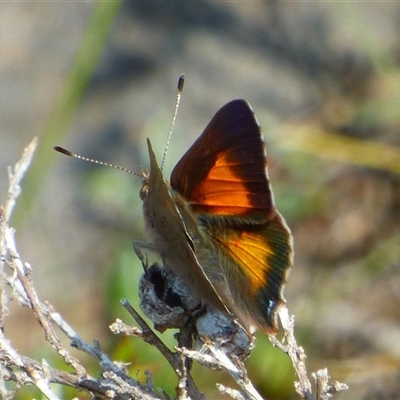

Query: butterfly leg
left=133, top=240, right=186, bottom=308
left=133, top=240, right=161, bottom=272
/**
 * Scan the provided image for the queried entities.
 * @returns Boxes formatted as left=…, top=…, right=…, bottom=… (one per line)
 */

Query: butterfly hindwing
left=203, top=211, right=293, bottom=331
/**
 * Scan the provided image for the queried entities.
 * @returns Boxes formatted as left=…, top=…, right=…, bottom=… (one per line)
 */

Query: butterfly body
left=140, top=140, right=233, bottom=320
left=141, top=99, right=293, bottom=334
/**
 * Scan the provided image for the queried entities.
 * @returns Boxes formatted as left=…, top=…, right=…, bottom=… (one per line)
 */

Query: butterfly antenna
left=53, top=146, right=141, bottom=177
left=160, top=74, right=185, bottom=172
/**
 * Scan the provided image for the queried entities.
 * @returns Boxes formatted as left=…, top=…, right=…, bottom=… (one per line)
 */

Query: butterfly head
left=139, top=167, right=150, bottom=200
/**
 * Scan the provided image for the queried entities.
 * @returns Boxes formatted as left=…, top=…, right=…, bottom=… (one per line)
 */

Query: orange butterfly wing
left=171, top=100, right=293, bottom=333
left=207, top=211, right=293, bottom=332
left=171, top=99, right=273, bottom=216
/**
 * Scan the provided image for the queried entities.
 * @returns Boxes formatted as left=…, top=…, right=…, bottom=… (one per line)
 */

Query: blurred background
left=1, top=2, right=400, bottom=399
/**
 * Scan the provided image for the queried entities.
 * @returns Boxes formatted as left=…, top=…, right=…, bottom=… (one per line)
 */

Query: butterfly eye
left=140, top=185, right=149, bottom=200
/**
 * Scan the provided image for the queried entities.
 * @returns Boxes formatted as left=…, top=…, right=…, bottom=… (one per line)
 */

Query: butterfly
left=139, top=99, right=293, bottom=335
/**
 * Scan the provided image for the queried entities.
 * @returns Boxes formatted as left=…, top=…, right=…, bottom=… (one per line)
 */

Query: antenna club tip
left=54, top=146, right=73, bottom=157
left=178, top=75, right=185, bottom=92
